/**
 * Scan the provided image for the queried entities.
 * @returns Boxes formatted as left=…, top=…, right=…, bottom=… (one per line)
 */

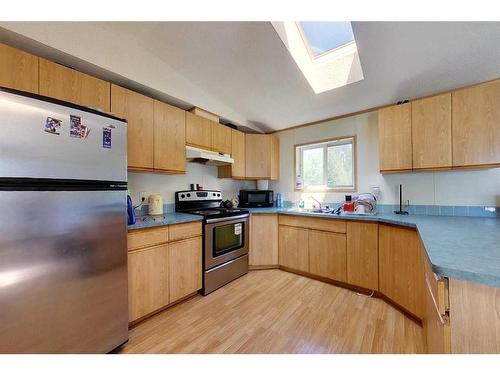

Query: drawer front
left=127, top=226, right=169, bottom=251
left=279, top=215, right=346, bottom=233
left=169, top=221, right=202, bottom=242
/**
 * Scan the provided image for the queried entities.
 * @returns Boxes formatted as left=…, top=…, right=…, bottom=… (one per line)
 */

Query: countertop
left=248, top=207, right=500, bottom=288
left=127, top=212, right=202, bottom=230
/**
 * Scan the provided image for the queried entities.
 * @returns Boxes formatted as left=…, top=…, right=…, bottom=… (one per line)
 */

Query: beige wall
left=270, top=111, right=500, bottom=206
left=128, top=163, right=253, bottom=206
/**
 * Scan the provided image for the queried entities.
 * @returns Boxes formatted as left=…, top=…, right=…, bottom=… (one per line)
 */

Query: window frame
left=294, top=135, right=357, bottom=193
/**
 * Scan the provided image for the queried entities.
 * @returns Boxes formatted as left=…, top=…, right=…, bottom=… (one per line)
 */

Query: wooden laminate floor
left=118, top=269, right=425, bottom=354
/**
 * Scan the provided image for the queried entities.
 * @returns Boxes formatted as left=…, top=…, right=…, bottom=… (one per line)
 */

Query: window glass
left=302, top=147, right=324, bottom=187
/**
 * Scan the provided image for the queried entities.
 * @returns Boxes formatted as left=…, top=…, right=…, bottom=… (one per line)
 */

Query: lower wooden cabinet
left=309, top=230, right=347, bottom=282
left=278, top=226, right=309, bottom=272
left=169, top=237, right=202, bottom=303
left=346, top=222, right=379, bottom=290
left=250, top=214, right=278, bottom=267
left=128, top=245, right=170, bottom=322
left=378, top=224, right=424, bottom=319
left=127, top=223, right=202, bottom=323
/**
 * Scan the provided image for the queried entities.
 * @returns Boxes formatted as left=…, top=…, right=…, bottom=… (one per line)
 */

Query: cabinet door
left=346, top=222, right=379, bottom=290
left=128, top=245, right=169, bottom=322
left=270, top=135, right=280, bottom=180
left=169, top=237, right=202, bottom=303
left=153, top=100, right=186, bottom=172
left=278, top=226, right=309, bottom=272
left=111, top=84, right=154, bottom=169
left=0, top=43, right=38, bottom=93
left=39, top=59, right=110, bottom=111
left=250, top=214, right=278, bottom=266
left=378, top=103, right=412, bottom=172
left=452, top=80, right=500, bottom=167
left=211, top=122, right=232, bottom=154
left=246, top=134, right=271, bottom=179
left=412, top=93, right=452, bottom=169
left=379, top=225, right=424, bottom=319
left=309, top=230, right=347, bottom=282
left=218, top=129, right=246, bottom=178
left=186, top=112, right=212, bottom=150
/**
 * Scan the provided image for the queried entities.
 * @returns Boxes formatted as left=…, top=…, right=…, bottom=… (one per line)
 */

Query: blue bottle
left=127, top=195, right=136, bottom=225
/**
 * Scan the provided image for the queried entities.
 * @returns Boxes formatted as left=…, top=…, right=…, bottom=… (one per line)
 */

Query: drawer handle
left=425, top=275, right=448, bottom=325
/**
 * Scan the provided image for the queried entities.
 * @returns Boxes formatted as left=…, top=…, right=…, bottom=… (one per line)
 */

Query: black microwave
left=239, top=190, right=274, bottom=207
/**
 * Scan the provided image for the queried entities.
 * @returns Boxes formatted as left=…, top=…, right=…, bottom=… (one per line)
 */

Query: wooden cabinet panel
left=128, top=245, right=169, bottom=322
left=378, top=103, right=412, bottom=172
left=278, top=215, right=346, bottom=234
left=278, top=226, right=309, bottom=272
left=153, top=100, right=186, bottom=172
left=449, top=279, right=500, bottom=353
left=346, top=222, right=379, bottom=290
left=0, top=43, right=38, bottom=93
left=452, top=80, right=500, bottom=167
left=186, top=112, right=212, bottom=150
left=169, top=237, right=202, bottom=302
left=218, top=129, right=246, bottom=178
left=309, top=230, right=347, bottom=282
left=211, top=122, right=232, bottom=154
left=412, top=93, right=452, bottom=169
left=39, top=59, right=110, bottom=111
left=378, top=224, right=424, bottom=319
left=127, top=227, right=169, bottom=251
left=111, top=84, right=154, bottom=169
left=250, top=214, right=278, bottom=266
left=245, top=134, right=279, bottom=180
left=169, top=221, right=202, bottom=242
left=422, top=254, right=450, bottom=354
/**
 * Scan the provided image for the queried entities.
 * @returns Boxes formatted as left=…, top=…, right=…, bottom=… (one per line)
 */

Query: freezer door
left=0, top=190, right=128, bottom=353
left=0, top=90, right=127, bottom=182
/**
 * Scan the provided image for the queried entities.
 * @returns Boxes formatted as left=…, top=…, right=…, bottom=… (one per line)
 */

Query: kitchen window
left=295, top=136, right=356, bottom=192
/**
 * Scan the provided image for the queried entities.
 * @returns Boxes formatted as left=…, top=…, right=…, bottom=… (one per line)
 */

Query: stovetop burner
left=186, top=207, right=249, bottom=219
left=174, top=190, right=249, bottom=220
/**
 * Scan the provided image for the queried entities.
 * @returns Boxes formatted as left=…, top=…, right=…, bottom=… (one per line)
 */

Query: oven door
left=204, top=215, right=249, bottom=270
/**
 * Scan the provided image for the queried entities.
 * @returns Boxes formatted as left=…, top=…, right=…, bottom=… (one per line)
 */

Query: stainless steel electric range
left=175, top=190, right=249, bottom=295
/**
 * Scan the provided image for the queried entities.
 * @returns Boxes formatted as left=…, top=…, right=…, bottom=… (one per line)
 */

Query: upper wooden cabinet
left=111, top=84, right=154, bottom=170
left=346, top=221, right=379, bottom=291
left=211, top=122, right=232, bottom=154
left=153, top=100, right=186, bottom=173
left=218, top=129, right=246, bottom=179
left=245, top=134, right=280, bottom=180
left=378, top=224, right=424, bottom=319
left=186, top=112, right=212, bottom=150
left=378, top=102, right=412, bottom=172
left=39, top=59, right=110, bottom=112
left=0, top=43, right=38, bottom=93
left=412, top=93, right=452, bottom=170
left=452, top=80, right=500, bottom=168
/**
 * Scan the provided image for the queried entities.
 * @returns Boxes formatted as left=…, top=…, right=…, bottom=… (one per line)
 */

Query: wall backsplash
left=128, top=163, right=255, bottom=207
left=270, top=111, right=500, bottom=207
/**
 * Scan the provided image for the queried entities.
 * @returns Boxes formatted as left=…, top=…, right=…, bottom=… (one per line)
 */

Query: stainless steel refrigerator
left=0, top=88, right=129, bottom=353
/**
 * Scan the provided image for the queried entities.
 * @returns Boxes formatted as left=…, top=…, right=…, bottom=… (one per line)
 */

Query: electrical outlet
left=139, top=191, right=148, bottom=203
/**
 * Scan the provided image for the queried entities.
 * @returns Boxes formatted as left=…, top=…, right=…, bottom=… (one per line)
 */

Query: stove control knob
left=181, top=194, right=185, bottom=198
left=217, top=193, right=221, bottom=197
left=187, top=193, right=191, bottom=198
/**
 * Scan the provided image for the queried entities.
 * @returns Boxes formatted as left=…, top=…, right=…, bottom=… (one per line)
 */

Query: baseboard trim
left=249, top=265, right=280, bottom=270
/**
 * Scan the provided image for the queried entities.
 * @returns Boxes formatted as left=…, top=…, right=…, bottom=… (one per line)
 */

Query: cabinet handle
left=425, top=275, right=449, bottom=325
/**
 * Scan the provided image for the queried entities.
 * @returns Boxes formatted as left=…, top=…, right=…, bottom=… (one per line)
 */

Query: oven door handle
left=205, top=214, right=249, bottom=223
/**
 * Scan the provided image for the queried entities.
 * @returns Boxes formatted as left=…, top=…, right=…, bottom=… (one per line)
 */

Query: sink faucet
left=307, top=196, right=322, bottom=210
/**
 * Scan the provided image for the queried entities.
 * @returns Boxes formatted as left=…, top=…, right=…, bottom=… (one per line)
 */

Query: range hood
left=186, top=145, right=234, bottom=166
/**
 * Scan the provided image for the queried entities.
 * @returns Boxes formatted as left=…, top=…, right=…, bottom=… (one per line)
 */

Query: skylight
left=271, top=21, right=364, bottom=94
left=299, top=22, right=355, bottom=58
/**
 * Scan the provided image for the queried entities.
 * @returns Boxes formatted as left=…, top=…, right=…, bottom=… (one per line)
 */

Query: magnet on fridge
left=44, top=117, right=62, bottom=135
left=103, top=127, right=112, bottom=148
left=69, top=115, right=82, bottom=138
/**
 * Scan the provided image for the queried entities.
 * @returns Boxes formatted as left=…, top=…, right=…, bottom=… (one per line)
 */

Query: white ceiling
left=2, top=22, right=500, bottom=132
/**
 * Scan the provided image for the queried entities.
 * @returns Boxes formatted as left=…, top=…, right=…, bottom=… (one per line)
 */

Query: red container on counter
left=343, top=202, right=355, bottom=212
